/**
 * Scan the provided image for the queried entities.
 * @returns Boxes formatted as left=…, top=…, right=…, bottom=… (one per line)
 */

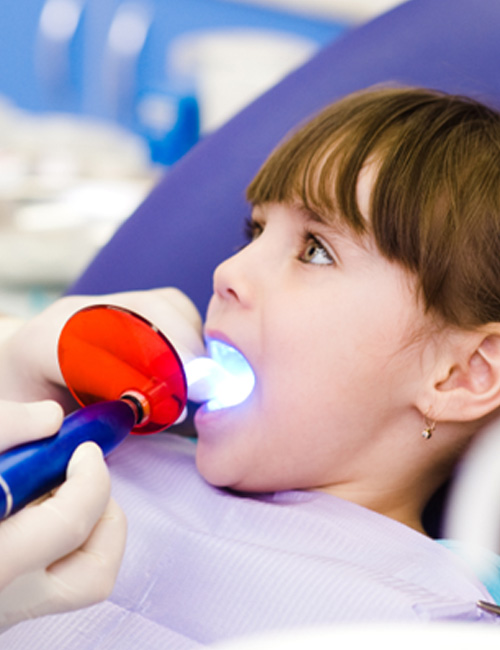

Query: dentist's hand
left=0, top=402, right=126, bottom=628
left=0, top=288, right=205, bottom=408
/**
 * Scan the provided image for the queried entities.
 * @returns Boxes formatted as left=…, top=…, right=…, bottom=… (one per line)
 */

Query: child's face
left=195, top=169, right=437, bottom=494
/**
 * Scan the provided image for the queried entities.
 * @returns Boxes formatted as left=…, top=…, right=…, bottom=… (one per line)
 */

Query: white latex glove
left=0, top=401, right=127, bottom=629
left=0, top=288, right=205, bottom=408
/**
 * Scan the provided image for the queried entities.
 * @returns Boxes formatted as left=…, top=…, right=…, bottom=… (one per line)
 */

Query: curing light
left=0, top=304, right=255, bottom=519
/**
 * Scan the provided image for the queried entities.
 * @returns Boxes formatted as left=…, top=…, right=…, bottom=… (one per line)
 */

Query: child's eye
left=299, top=234, right=334, bottom=265
left=243, top=217, right=263, bottom=243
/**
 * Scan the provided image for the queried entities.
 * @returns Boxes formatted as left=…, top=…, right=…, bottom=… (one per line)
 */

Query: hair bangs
left=246, top=112, right=372, bottom=233
left=246, top=87, right=500, bottom=327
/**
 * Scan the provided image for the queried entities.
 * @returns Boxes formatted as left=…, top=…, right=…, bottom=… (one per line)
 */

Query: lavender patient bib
left=1, top=435, right=497, bottom=649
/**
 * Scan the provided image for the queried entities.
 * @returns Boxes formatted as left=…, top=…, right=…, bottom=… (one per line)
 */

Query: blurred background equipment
left=0, top=0, right=405, bottom=316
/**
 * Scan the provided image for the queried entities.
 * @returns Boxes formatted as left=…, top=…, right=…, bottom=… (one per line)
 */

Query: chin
left=195, top=456, right=274, bottom=495
left=195, top=446, right=236, bottom=488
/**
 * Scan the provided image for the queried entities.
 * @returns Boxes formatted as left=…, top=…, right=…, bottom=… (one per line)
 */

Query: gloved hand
left=0, top=401, right=127, bottom=629
left=0, top=288, right=205, bottom=409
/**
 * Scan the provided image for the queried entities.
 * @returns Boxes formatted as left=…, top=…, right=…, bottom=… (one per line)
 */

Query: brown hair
left=246, top=87, right=500, bottom=329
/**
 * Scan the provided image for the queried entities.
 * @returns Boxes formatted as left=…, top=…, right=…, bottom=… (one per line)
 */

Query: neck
left=314, top=417, right=467, bottom=536
left=317, top=481, right=432, bottom=535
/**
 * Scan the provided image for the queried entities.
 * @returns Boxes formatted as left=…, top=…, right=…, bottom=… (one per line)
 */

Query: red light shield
left=58, top=305, right=187, bottom=433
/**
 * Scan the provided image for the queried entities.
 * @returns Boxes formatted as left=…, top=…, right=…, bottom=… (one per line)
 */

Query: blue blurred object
left=135, top=86, right=200, bottom=165
left=0, top=0, right=347, bottom=165
left=0, top=0, right=80, bottom=113
left=36, top=0, right=87, bottom=112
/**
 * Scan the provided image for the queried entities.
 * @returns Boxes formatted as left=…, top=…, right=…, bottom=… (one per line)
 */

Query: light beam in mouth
left=184, top=339, right=255, bottom=411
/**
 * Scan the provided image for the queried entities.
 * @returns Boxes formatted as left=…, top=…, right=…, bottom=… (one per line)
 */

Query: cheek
left=257, top=313, right=402, bottom=436
left=260, top=305, right=357, bottom=388
left=256, top=336, right=348, bottom=438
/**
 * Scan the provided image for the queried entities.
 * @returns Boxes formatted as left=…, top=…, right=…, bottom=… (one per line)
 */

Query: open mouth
left=204, top=339, right=256, bottom=411
left=184, top=340, right=256, bottom=411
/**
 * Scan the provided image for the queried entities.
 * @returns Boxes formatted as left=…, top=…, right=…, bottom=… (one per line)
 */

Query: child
left=1, top=87, right=500, bottom=646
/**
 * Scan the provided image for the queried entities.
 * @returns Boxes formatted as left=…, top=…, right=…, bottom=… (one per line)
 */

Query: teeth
left=184, top=340, right=255, bottom=410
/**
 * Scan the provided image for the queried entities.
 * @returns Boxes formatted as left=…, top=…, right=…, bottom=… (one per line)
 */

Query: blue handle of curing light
left=0, top=400, right=135, bottom=519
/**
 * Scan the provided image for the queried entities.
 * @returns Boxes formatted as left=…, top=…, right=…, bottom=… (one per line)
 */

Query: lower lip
left=193, top=394, right=251, bottom=431
left=195, top=399, right=239, bottom=421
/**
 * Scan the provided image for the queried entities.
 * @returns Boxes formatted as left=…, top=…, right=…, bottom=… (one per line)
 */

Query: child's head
left=247, top=86, right=500, bottom=329
left=196, top=87, right=500, bottom=530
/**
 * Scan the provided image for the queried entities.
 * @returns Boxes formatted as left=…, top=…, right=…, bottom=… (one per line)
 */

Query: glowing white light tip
left=185, top=357, right=230, bottom=402
left=184, top=340, right=255, bottom=410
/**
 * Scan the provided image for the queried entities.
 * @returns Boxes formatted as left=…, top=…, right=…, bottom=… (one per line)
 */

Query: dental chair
left=69, top=0, right=500, bottom=601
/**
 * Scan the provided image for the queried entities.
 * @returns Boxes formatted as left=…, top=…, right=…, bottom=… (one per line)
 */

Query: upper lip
left=204, top=328, right=239, bottom=351
left=204, top=328, right=254, bottom=369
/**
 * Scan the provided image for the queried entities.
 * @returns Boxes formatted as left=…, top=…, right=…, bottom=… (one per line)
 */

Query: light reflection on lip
left=204, top=338, right=256, bottom=411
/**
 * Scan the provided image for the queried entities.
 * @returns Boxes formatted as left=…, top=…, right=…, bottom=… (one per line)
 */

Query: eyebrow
left=298, top=203, right=376, bottom=257
left=304, top=210, right=325, bottom=225
left=296, top=204, right=328, bottom=225
left=298, top=205, right=348, bottom=234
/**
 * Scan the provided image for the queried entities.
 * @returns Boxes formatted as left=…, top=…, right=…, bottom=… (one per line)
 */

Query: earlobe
left=427, top=332, right=500, bottom=423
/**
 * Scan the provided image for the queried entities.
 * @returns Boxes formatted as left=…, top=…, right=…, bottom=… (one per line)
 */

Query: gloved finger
left=0, top=497, right=126, bottom=629
left=113, top=287, right=202, bottom=327
left=105, top=288, right=206, bottom=362
left=46, top=496, right=127, bottom=609
left=0, top=400, right=64, bottom=453
left=0, top=442, right=110, bottom=589
left=0, top=317, right=24, bottom=345
left=62, top=289, right=205, bottom=363
left=153, top=288, right=206, bottom=362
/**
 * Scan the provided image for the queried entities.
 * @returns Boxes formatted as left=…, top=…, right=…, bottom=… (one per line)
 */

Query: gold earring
left=421, top=418, right=435, bottom=440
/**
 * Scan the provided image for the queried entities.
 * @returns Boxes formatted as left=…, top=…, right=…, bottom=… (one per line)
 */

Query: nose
left=212, top=241, right=260, bottom=307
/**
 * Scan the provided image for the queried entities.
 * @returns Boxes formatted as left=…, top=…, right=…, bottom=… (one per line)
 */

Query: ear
left=420, top=329, right=500, bottom=423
